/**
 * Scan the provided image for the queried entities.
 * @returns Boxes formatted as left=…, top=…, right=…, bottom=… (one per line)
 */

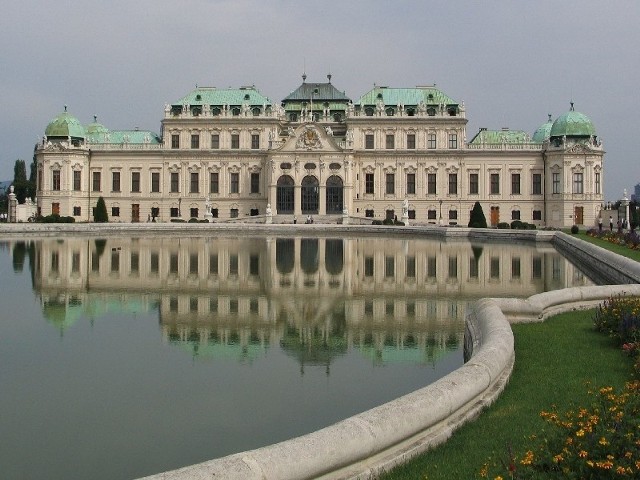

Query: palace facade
left=35, top=77, right=604, bottom=227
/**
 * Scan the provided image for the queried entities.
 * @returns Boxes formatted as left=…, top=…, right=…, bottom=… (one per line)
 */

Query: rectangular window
left=169, top=253, right=178, bottom=274
left=365, top=134, right=374, bottom=149
left=228, top=254, right=238, bottom=274
left=512, top=210, right=521, bottom=220
left=131, top=172, right=140, bottom=193
left=406, top=256, right=416, bottom=278
left=230, top=173, right=239, bottom=194
left=231, top=134, right=240, bottom=149
left=112, top=171, right=120, bottom=192
left=111, top=207, right=120, bottom=217
left=406, top=173, right=415, bottom=195
left=190, top=134, right=200, bottom=149
left=406, top=133, right=416, bottom=149
left=210, top=172, right=219, bottom=194
left=408, top=210, right=415, bottom=219
left=364, top=256, right=374, bottom=277
left=490, top=173, right=500, bottom=194
left=448, top=256, right=458, bottom=279
left=552, top=172, right=560, bottom=194
left=469, top=173, right=479, bottom=195
left=427, top=210, right=437, bottom=220
left=386, top=173, right=395, bottom=195
left=170, top=172, right=179, bottom=193
left=211, top=133, right=220, bottom=149
left=151, top=172, right=160, bottom=193
left=251, top=134, right=260, bottom=149
left=131, top=252, right=140, bottom=274
left=150, top=252, right=159, bottom=274
left=171, top=134, right=179, bottom=149
left=490, top=257, right=500, bottom=279
left=365, top=173, right=374, bottom=194
left=190, top=207, right=198, bottom=218
left=448, top=173, right=457, bottom=195
left=250, top=255, right=259, bottom=276
left=469, top=256, right=479, bottom=279
left=448, top=133, right=457, bottom=149
left=230, top=208, right=239, bottom=218
left=365, top=209, right=374, bottom=218
left=573, top=173, right=584, bottom=194
left=170, top=207, right=179, bottom=218
left=512, top=257, right=521, bottom=280
left=190, top=172, right=199, bottom=193
left=511, top=173, right=521, bottom=195
left=73, top=206, right=81, bottom=216
left=427, top=173, right=436, bottom=195
left=427, top=256, right=437, bottom=278
left=428, top=132, right=436, bottom=149
left=385, top=256, right=395, bottom=278
left=449, top=210, right=458, bottom=220
left=385, top=134, right=395, bottom=149
left=532, top=173, right=542, bottom=195
left=73, top=171, right=81, bottom=191
left=251, top=172, right=260, bottom=194
left=595, top=172, right=601, bottom=194
left=532, top=210, right=542, bottom=220
left=209, top=254, right=218, bottom=275
left=92, top=171, right=101, bottom=192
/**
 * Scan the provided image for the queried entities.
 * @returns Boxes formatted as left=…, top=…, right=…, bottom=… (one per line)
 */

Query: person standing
left=598, top=216, right=603, bottom=233
left=609, top=216, right=614, bottom=232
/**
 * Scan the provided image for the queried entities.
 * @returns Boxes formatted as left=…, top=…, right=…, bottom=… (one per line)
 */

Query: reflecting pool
left=0, top=235, right=594, bottom=479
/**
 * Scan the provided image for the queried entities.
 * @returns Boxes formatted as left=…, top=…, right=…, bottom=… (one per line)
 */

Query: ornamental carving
left=567, top=144, right=592, bottom=154
left=296, top=126, right=323, bottom=150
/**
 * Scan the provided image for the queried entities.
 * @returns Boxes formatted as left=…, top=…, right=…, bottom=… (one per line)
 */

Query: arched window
left=326, top=175, right=343, bottom=214
left=276, top=176, right=294, bottom=214
left=301, top=176, right=319, bottom=214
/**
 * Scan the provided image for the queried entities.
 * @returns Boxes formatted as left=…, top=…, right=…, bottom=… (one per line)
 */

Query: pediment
left=277, top=124, right=342, bottom=153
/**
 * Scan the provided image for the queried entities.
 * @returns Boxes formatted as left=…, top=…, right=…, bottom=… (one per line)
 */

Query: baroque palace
left=35, top=76, right=604, bottom=227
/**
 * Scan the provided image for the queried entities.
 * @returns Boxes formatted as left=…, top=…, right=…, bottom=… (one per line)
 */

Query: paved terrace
left=2, top=224, right=638, bottom=480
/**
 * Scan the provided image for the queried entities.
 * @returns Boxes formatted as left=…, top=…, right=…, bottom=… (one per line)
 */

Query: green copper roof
left=469, top=128, right=531, bottom=145
left=532, top=114, right=554, bottom=143
left=283, top=81, right=351, bottom=102
left=173, top=86, right=271, bottom=106
left=87, top=129, right=161, bottom=144
left=45, top=107, right=86, bottom=139
left=550, top=103, right=596, bottom=137
left=357, top=86, right=457, bottom=106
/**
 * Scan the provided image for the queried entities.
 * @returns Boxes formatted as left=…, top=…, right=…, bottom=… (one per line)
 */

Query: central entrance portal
left=301, top=176, right=319, bottom=214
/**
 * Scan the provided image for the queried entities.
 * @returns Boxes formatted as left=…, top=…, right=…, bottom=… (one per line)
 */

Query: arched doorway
left=276, top=176, right=294, bottom=214
left=301, top=176, right=319, bottom=214
left=326, top=175, right=343, bottom=214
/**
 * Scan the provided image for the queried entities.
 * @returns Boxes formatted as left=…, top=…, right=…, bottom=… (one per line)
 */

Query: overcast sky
left=1, top=0, right=638, bottom=200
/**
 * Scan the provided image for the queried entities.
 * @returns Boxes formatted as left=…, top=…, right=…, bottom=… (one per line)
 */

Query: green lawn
left=380, top=310, right=634, bottom=479
left=574, top=231, right=640, bottom=262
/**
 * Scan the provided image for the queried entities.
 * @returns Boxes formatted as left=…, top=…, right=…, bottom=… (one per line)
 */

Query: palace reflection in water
left=18, top=235, right=592, bottom=368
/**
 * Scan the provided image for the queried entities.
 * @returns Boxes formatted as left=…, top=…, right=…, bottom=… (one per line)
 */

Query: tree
left=94, top=196, right=108, bottom=222
left=468, top=201, right=488, bottom=228
left=12, top=159, right=36, bottom=204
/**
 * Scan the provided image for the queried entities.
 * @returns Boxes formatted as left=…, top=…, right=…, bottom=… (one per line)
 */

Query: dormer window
left=427, top=93, right=434, bottom=101
left=365, top=107, right=374, bottom=116
left=427, top=107, right=436, bottom=116
left=377, top=93, right=383, bottom=99
left=447, top=106, right=457, bottom=116
left=244, top=94, right=250, bottom=100
left=232, top=107, right=240, bottom=116
left=195, top=94, right=202, bottom=101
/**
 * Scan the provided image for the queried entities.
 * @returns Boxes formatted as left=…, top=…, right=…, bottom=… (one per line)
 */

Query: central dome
left=550, top=103, right=595, bottom=138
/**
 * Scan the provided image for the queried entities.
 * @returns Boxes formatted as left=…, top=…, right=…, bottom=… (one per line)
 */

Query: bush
left=394, top=220, right=405, bottom=226
left=371, top=220, right=382, bottom=225
left=188, top=217, right=199, bottom=223
left=170, top=218, right=186, bottom=223
left=468, top=201, right=488, bottom=228
left=94, top=196, right=108, bottom=223
left=526, top=223, right=537, bottom=230
left=382, top=218, right=394, bottom=225
left=571, top=224, right=579, bottom=234
left=511, top=220, right=524, bottom=229
left=497, top=222, right=510, bottom=229
left=38, top=214, right=75, bottom=223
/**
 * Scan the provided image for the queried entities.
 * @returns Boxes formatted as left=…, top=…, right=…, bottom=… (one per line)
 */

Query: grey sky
left=1, top=0, right=638, bottom=200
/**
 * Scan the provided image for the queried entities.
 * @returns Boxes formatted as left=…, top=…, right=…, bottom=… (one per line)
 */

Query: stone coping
left=1, top=225, right=635, bottom=479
